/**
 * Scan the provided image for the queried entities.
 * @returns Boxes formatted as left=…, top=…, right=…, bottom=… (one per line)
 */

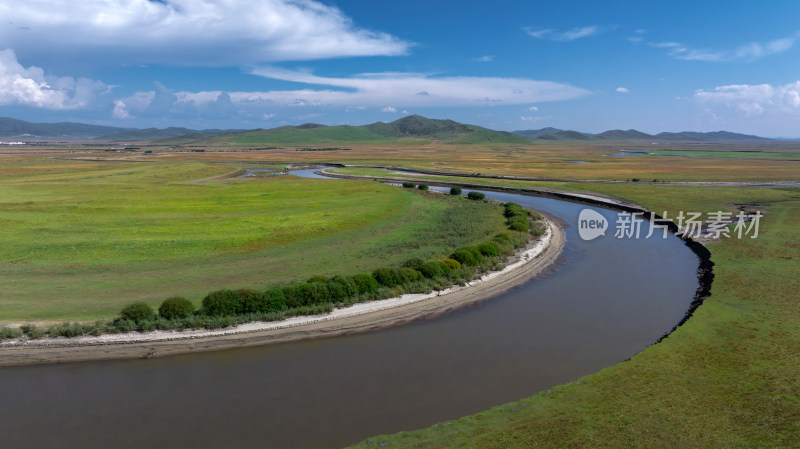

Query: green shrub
left=402, top=257, right=425, bottom=270
left=306, top=282, right=331, bottom=304
left=261, top=287, right=288, bottom=312
left=402, top=181, right=415, bottom=188
left=373, top=267, right=403, bottom=287
left=202, top=289, right=242, bottom=316
left=451, top=247, right=484, bottom=266
left=119, top=302, right=156, bottom=323
left=442, top=258, right=462, bottom=271
left=398, top=267, right=422, bottom=283
left=493, top=232, right=512, bottom=244
left=467, top=191, right=485, bottom=201
left=282, top=283, right=312, bottom=308
left=158, top=296, right=195, bottom=319
left=327, top=275, right=359, bottom=301
left=419, top=261, right=449, bottom=278
left=417, top=183, right=429, bottom=191
left=504, top=202, right=526, bottom=218
left=450, top=186, right=462, bottom=195
left=350, top=274, right=379, bottom=294
left=507, top=215, right=529, bottom=232
left=307, top=275, right=329, bottom=283
left=477, top=241, right=500, bottom=257
left=0, top=327, right=22, bottom=340
left=236, top=288, right=264, bottom=314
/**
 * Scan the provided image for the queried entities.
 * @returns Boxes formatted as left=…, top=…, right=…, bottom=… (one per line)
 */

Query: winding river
left=0, top=168, right=699, bottom=449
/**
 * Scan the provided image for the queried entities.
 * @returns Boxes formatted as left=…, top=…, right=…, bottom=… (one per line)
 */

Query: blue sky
left=1, top=0, right=799, bottom=136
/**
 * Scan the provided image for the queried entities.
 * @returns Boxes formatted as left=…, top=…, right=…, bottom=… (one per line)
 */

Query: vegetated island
left=0, top=202, right=564, bottom=366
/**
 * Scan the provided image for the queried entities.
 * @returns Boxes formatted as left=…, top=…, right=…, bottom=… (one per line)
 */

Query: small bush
left=450, top=186, right=462, bottom=195
left=202, top=289, right=242, bottom=316
left=0, top=327, right=22, bottom=340
left=467, top=191, right=485, bottom=201
left=477, top=241, right=500, bottom=257
left=120, top=302, right=156, bottom=323
left=451, top=247, right=483, bottom=266
left=282, top=283, right=312, bottom=308
left=402, top=257, right=425, bottom=270
left=236, top=288, right=264, bottom=314
left=307, top=275, right=329, bottom=283
left=373, top=267, right=403, bottom=287
left=261, top=287, right=288, bottom=312
left=507, top=215, right=529, bottom=232
left=327, top=275, right=359, bottom=301
left=442, top=258, right=462, bottom=271
left=158, top=296, right=195, bottom=319
left=350, top=274, right=379, bottom=294
left=402, top=182, right=415, bottom=188
left=493, top=232, right=512, bottom=244
left=419, top=261, right=449, bottom=278
left=306, top=282, right=331, bottom=304
left=417, top=183, right=429, bottom=191
left=398, top=267, right=422, bottom=283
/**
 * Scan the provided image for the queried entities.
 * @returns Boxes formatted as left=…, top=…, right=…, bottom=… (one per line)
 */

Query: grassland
left=343, top=178, right=800, bottom=448
left=0, top=156, right=508, bottom=323
left=138, top=140, right=800, bottom=182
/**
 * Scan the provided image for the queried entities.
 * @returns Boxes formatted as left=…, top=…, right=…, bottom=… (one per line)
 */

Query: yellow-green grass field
left=344, top=177, right=800, bottom=448
left=139, top=140, right=800, bottom=182
left=0, top=156, right=508, bottom=323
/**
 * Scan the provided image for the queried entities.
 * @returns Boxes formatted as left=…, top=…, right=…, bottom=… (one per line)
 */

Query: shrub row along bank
left=1, top=202, right=543, bottom=340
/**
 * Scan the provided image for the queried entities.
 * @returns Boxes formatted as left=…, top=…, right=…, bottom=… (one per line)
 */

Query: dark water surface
left=0, top=170, right=699, bottom=449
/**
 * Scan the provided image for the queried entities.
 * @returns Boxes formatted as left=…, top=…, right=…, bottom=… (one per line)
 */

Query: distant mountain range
left=512, top=127, right=772, bottom=142
left=0, top=117, right=132, bottom=140
left=0, top=116, right=779, bottom=144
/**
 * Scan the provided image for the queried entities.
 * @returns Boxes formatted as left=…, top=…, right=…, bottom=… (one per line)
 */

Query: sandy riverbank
left=0, top=218, right=565, bottom=367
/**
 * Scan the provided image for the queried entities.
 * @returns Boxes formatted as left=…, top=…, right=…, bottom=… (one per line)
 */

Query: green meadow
left=0, top=157, right=507, bottom=323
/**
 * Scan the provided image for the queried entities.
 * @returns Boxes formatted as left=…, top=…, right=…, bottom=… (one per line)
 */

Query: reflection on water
left=0, top=170, right=699, bottom=449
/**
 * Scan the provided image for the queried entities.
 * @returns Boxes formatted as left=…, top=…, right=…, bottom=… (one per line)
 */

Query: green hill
left=0, top=117, right=132, bottom=140
left=204, top=124, right=389, bottom=145
left=199, top=115, right=529, bottom=145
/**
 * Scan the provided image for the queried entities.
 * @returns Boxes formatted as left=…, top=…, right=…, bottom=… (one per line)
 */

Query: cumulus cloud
left=644, top=33, right=798, bottom=62
left=0, top=0, right=409, bottom=65
left=616, top=87, right=630, bottom=93
left=527, top=106, right=539, bottom=111
left=0, top=49, right=109, bottom=109
left=694, top=81, right=800, bottom=116
left=381, top=106, right=397, bottom=113
left=524, top=25, right=600, bottom=41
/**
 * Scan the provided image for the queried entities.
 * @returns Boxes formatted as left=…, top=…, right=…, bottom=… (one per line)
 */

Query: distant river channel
left=0, top=168, right=699, bottom=449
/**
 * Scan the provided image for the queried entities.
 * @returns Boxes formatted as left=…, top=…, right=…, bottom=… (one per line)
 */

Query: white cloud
left=694, top=81, right=800, bottom=116
left=645, top=34, right=797, bottom=62
left=0, top=0, right=409, bottom=65
left=263, top=113, right=276, bottom=119
left=473, top=55, right=494, bottom=62
left=524, top=25, right=600, bottom=41
left=112, top=100, right=129, bottom=119
left=616, top=87, right=630, bottom=93
left=248, top=67, right=589, bottom=107
left=527, top=106, right=539, bottom=111
left=0, top=48, right=109, bottom=109
left=112, top=71, right=588, bottom=121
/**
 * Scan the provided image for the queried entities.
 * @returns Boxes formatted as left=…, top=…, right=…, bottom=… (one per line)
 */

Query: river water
left=0, top=168, right=699, bottom=449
